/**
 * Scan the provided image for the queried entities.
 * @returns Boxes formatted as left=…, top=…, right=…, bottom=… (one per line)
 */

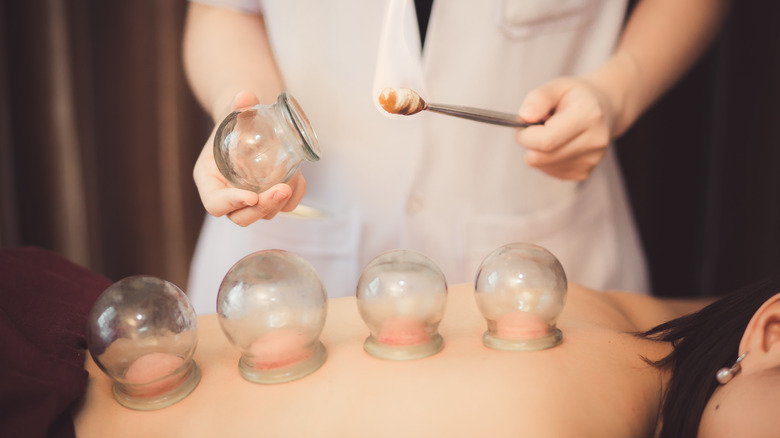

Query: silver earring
left=716, top=352, right=748, bottom=385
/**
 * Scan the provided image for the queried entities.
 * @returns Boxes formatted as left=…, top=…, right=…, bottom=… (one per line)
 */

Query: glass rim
left=278, top=92, right=320, bottom=162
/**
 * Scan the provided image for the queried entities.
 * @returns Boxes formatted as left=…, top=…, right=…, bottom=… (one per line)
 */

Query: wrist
left=583, top=51, right=643, bottom=138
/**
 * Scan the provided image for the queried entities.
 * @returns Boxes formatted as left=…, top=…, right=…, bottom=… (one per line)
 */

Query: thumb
left=518, top=79, right=571, bottom=122
left=231, top=90, right=261, bottom=111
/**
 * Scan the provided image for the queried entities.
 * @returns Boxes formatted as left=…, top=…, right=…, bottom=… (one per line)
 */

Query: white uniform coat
left=188, top=0, right=649, bottom=314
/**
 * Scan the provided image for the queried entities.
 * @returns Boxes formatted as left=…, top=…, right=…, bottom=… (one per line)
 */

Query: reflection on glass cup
left=475, top=243, right=567, bottom=351
left=86, top=276, right=201, bottom=410
left=217, top=250, right=328, bottom=384
left=357, top=249, right=448, bottom=360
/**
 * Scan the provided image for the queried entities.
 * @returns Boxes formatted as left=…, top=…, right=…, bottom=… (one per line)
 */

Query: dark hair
left=641, top=275, right=780, bottom=438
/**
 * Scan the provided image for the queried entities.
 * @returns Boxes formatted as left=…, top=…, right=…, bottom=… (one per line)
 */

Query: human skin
left=75, top=283, right=703, bottom=438
left=495, top=310, right=550, bottom=339
left=376, top=316, right=430, bottom=345
left=697, top=294, right=780, bottom=438
left=184, top=1, right=731, bottom=226
left=246, top=328, right=313, bottom=370
left=123, top=352, right=185, bottom=396
left=516, top=0, right=732, bottom=181
left=184, top=5, right=303, bottom=226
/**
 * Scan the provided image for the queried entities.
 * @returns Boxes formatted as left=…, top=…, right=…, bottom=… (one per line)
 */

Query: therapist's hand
left=515, top=77, right=615, bottom=181
left=193, top=91, right=306, bottom=226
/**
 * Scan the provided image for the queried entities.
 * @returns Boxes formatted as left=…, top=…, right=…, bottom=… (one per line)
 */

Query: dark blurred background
left=1, top=0, right=778, bottom=298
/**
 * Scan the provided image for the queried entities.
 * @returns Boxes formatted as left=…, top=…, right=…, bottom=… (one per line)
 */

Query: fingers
left=199, top=174, right=305, bottom=226
left=222, top=172, right=307, bottom=226
left=195, top=160, right=262, bottom=217
left=516, top=79, right=597, bottom=153
left=524, top=131, right=609, bottom=181
left=280, top=171, right=306, bottom=213
left=515, top=78, right=613, bottom=181
left=203, top=187, right=261, bottom=217
left=518, top=78, right=570, bottom=122
left=197, top=164, right=308, bottom=226
left=226, top=184, right=294, bottom=226
left=230, top=91, right=260, bottom=111
left=194, top=90, right=310, bottom=226
left=517, top=110, right=586, bottom=156
left=520, top=110, right=610, bottom=180
left=193, top=133, right=259, bottom=216
left=223, top=172, right=307, bottom=226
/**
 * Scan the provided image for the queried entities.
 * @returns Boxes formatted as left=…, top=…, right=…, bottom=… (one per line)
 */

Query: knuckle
left=524, top=151, right=541, bottom=167
left=535, top=136, right=555, bottom=152
left=584, top=106, right=604, bottom=126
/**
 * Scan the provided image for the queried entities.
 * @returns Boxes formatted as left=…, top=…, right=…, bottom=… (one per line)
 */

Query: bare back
left=75, top=284, right=672, bottom=438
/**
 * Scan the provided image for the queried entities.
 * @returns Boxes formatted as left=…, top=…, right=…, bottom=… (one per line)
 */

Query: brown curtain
left=1, top=0, right=778, bottom=298
left=0, top=0, right=210, bottom=290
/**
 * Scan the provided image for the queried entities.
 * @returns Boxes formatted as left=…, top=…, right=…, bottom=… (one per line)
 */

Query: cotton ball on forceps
left=475, top=243, right=567, bottom=351
left=217, top=250, right=328, bottom=384
left=356, top=249, right=448, bottom=360
left=85, top=276, right=201, bottom=410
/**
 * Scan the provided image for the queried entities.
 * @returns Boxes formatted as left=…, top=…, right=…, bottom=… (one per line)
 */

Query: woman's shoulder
left=584, top=284, right=714, bottom=332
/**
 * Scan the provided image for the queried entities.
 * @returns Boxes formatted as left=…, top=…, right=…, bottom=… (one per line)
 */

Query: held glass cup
left=214, top=92, right=320, bottom=193
left=85, top=276, right=201, bottom=410
left=474, top=243, right=567, bottom=351
left=356, top=249, right=448, bottom=360
left=217, top=250, right=328, bottom=384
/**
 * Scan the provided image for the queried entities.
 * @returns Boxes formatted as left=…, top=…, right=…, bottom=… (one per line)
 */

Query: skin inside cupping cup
left=377, top=316, right=430, bottom=346
left=124, top=353, right=186, bottom=397
left=495, top=311, right=551, bottom=340
left=246, top=329, right=314, bottom=370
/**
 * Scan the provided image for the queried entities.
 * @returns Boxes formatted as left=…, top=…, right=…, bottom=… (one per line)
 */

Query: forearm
left=183, top=2, right=285, bottom=122
left=585, top=0, right=731, bottom=137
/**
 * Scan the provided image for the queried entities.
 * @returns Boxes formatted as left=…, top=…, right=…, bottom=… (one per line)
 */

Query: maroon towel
left=0, top=247, right=111, bottom=438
